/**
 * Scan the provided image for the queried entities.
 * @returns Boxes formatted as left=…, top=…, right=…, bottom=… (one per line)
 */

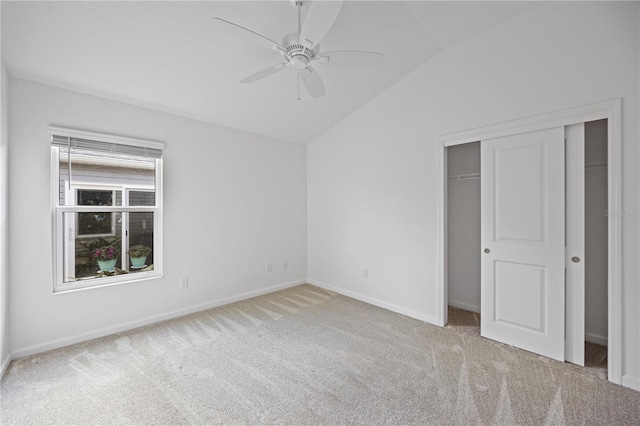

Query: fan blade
left=212, top=17, right=284, bottom=52
left=240, top=63, right=286, bottom=84
left=316, top=50, right=384, bottom=69
left=301, top=67, right=326, bottom=99
left=299, top=0, right=344, bottom=50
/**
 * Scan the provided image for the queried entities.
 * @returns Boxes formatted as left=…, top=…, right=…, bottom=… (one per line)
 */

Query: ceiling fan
left=212, top=0, right=384, bottom=100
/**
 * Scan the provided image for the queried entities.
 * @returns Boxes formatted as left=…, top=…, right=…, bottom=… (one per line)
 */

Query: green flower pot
left=130, top=256, right=147, bottom=268
left=98, top=258, right=117, bottom=272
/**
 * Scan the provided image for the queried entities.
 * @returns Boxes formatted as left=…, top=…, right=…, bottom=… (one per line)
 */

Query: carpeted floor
left=446, top=306, right=610, bottom=381
left=1, top=284, right=639, bottom=425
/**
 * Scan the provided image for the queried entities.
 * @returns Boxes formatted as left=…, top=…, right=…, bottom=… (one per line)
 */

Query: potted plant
left=90, top=244, right=121, bottom=272
left=127, top=245, right=152, bottom=268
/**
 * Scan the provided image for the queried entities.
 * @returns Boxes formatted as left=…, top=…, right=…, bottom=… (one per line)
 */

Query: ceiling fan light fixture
left=290, top=55, right=309, bottom=70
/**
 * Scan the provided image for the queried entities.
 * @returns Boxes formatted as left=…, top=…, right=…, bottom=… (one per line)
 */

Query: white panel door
left=481, top=127, right=565, bottom=361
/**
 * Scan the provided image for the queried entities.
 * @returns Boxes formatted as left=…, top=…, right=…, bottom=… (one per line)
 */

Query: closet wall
left=447, top=142, right=481, bottom=312
left=447, top=122, right=608, bottom=345
left=584, top=119, right=608, bottom=345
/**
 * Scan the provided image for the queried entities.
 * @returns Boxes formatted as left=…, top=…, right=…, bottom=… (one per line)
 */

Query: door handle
left=484, top=248, right=491, bottom=254
left=571, top=256, right=580, bottom=263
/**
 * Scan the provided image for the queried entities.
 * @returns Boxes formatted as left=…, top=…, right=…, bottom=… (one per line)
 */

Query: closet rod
left=448, top=173, right=481, bottom=181
left=448, top=163, right=604, bottom=181
left=586, top=162, right=607, bottom=169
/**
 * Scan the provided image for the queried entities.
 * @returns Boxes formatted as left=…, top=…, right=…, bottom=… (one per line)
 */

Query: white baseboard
left=622, top=374, right=640, bottom=391
left=447, top=300, right=481, bottom=314
left=10, top=279, right=306, bottom=360
left=308, top=279, right=440, bottom=326
left=1, top=353, right=11, bottom=379
left=585, top=332, right=608, bottom=346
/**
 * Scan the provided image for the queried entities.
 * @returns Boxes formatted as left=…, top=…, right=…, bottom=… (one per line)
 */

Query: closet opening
left=444, top=119, right=608, bottom=376
left=583, top=118, right=608, bottom=376
left=445, top=140, right=481, bottom=325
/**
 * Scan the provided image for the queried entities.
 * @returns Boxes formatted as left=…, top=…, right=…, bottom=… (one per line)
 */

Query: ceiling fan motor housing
left=281, top=33, right=319, bottom=69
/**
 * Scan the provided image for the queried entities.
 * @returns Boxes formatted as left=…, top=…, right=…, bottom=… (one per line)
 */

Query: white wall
left=1, top=60, right=9, bottom=372
left=8, top=78, right=307, bottom=356
left=308, top=1, right=639, bottom=388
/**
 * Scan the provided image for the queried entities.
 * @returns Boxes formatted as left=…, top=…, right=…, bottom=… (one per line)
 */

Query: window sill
left=53, top=271, right=162, bottom=294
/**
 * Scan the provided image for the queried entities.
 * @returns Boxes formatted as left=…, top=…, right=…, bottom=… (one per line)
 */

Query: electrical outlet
left=179, top=277, right=189, bottom=288
left=266, top=263, right=272, bottom=272
left=363, top=269, right=369, bottom=279
left=282, top=260, right=288, bottom=269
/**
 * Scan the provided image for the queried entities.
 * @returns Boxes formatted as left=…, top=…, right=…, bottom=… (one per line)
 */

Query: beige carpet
left=1, top=284, right=639, bottom=425
left=446, top=306, right=610, bottom=381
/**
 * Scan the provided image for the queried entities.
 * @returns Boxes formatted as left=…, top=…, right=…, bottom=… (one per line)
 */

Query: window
left=50, top=127, right=164, bottom=292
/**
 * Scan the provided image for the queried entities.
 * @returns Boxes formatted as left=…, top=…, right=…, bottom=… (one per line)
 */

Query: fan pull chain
left=297, top=70, right=301, bottom=101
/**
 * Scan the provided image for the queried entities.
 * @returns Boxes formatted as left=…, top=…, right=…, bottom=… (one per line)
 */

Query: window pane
left=77, top=189, right=112, bottom=206
left=127, top=191, right=155, bottom=271
left=61, top=210, right=157, bottom=284
left=129, top=190, right=155, bottom=206
left=128, top=211, right=154, bottom=270
left=63, top=212, right=123, bottom=283
left=77, top=190, right=115, bottom=236
left=77, top=211, right=115, bottom=237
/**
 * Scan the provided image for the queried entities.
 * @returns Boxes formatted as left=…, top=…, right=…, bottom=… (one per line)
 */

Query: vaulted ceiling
left=2, top=1, right=540, bottom=143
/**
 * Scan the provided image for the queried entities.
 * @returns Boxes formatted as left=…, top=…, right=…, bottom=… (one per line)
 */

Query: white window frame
left=50, top=127, right=164, bottom=293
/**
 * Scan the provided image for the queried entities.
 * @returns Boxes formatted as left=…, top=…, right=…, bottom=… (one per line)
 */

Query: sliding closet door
left=480, top=127, right=565, bottom=361
left=565, top=123, right=585, bottom=366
